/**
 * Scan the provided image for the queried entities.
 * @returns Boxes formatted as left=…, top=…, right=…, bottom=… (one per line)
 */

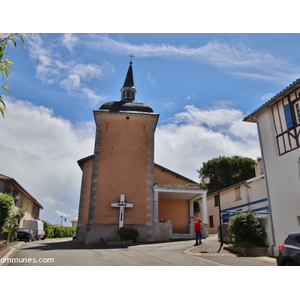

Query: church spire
left=120, top=55, right=137, bottom=102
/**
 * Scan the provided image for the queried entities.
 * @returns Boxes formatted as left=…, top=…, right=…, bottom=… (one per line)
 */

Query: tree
left=194, top=201, right=201, bottom=214
left=0, top=33, right=26, bottom=117
left=4, top=208, right=25, bottom=242
left=198, top=155, right=256, bottom=194
left=0, top=192, right=14, bottom=233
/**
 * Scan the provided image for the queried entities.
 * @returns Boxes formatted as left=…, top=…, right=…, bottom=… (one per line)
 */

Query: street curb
left=0, top=242, right=24, bottom=266
left=184, top=247, right=237, bottom=257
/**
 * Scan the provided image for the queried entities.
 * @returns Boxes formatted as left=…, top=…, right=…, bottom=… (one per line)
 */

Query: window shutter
left=284, top=104, right=294, bottom=129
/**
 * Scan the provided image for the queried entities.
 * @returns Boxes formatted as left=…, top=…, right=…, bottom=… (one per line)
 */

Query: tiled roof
left=154, top=163, right=198, bottom=184
left=0, top=173, right=13, bottom=180
left=243, top=77, right=300, bottom=122
left=0, top=173, right=43, bottom=209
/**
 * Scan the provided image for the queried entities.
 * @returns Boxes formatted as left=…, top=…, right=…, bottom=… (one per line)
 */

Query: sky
left=1, top=31, right=300, bottom=225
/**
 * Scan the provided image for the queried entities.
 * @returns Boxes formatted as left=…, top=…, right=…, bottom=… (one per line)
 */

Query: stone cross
left=111, top=194, right=133, bottom=228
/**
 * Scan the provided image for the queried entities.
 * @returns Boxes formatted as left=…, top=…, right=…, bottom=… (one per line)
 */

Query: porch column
left=189, top=199, right=195, bottom=235
left=202, top=192, right=208, bottom=224
left=189, top=196, right=200, bottom=235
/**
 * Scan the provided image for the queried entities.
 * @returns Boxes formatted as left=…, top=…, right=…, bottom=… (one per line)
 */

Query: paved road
left=8, top=236, right=276, bottom=266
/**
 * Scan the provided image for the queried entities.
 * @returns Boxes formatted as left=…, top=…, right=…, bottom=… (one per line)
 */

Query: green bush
left=228, top=211, right=263, bottom=247
left=117, top=227, right=139, bottom=242
left=4, top=208, right=25, bottom=242
left=0, top=193, right=14, bottom=234
left=42, top=220, right=75, bottom=238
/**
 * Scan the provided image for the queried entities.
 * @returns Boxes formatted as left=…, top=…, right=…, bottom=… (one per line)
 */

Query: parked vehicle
left=17, top=228, right=35, bottom=242
left=23, top=220, right=45, bottom=240
left=277, top=232, right=300, bottom=266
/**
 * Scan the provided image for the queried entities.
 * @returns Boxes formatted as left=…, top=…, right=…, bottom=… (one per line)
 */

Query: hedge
left=42, top=221, right=76, bottom=238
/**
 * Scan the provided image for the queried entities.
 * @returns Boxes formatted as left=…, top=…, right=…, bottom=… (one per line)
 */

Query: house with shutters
left=244, top=78, right=300, bottom=256
left=204, top=159, right=268, bottom=237
left=0, top=173, right=43, bottom=227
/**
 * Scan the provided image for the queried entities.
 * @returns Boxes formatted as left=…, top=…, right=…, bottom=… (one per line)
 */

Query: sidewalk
left=0, top=241, right=24, bottom=266
left=187, top=240, right=237, bottom=257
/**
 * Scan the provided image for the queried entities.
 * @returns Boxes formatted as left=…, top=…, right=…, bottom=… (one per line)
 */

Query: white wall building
left=204, top=159, right=268, bottom=235
left=244, top=78, right=300, bottom=256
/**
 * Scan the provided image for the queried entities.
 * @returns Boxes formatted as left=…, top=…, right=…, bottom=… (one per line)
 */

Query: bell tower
left=80, top=58, right=160, bottom=244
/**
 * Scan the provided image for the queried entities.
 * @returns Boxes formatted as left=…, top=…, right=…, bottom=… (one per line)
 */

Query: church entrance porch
left=153, top=185, right=208, bottom=240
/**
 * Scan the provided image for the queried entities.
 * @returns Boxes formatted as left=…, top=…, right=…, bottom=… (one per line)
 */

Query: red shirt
left=194, top=220, right=201, bottom=231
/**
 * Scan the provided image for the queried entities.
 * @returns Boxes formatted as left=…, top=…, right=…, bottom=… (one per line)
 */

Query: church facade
left=76, top=60, right=208, bottom=244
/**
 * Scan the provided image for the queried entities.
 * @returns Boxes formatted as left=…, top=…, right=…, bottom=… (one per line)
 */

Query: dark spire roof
left=122, top=61, right=135, bottom=89
left=99, top=101, right=153, bottom=113
left=120, top=57, right=137, bottom=102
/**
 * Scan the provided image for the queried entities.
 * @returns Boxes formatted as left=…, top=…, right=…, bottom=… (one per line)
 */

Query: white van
left=23, top=220, right=45, bottom=240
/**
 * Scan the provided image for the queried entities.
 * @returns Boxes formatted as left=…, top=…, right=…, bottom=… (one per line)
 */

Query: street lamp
left=60, top=216, right=67, bottom=227
left=202, top=171, right=223, bottom=253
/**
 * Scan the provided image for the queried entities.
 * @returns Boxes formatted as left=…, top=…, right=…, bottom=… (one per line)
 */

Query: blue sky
left=1, top=32, right=300, bottom=225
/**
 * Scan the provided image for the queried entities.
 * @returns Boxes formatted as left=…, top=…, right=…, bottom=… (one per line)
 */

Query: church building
left=76, top=59, right=208, bottom=244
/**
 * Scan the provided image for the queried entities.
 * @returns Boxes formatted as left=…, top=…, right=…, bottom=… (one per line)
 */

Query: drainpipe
left=250, top=115, right=276, bottom=256
left=243, top=183, right=251, bottom=204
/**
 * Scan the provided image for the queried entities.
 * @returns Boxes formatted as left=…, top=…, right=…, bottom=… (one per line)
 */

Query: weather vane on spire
left=129, top=54, right=134, bottom=63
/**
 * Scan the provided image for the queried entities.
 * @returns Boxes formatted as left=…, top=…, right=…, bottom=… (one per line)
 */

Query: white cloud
left=261, top=93, right=275, bottom=102
left=155, top=105, right=260, bottom=181
left=163, top=101, right=175, bottom=108
left=0, top=97, right=95, bottom=224
left=55, top=210, right=70, bottom=218
left=91, top=35, right=297, bottom=84
left=60, top=74, right=81, bottom=90
left=72, top=63, right=104, bottom=80
left=82, top=88, right=105, bottom=106
left=26, top=34, right=114, bottom=106
left=62, top=33, right=78, bottom=52
left=42, top=196, right=65, bottom=207
left=147, top=73, right=156, bottom=86
left=186, top=94, right=195, bottom=101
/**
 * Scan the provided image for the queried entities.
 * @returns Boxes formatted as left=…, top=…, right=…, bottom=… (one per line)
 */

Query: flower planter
left=224, top=246, right=268, bottom=257
left=0, top=240, right=7, bottom=252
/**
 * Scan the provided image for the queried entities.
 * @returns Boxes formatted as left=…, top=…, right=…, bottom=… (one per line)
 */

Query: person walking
left=194, top=218, right=202, bottom=246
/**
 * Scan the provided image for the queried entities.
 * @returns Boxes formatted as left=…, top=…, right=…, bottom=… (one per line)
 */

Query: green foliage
left=42, top=220, right=76, bottom=238
left=117, top=227, right=139, bottom=242
left=0, top=33, right=26, bottom=117
left=193, top=201, right=201, bottom=213
left=198, top=155, right=256, bottom=194
left=4, top=208, right=25, bottom=242
left=42, top=220, right=52, bottom=238
left=0, top=192, right=14, bottom=233
left=228, top=211, right=263, bottom=246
